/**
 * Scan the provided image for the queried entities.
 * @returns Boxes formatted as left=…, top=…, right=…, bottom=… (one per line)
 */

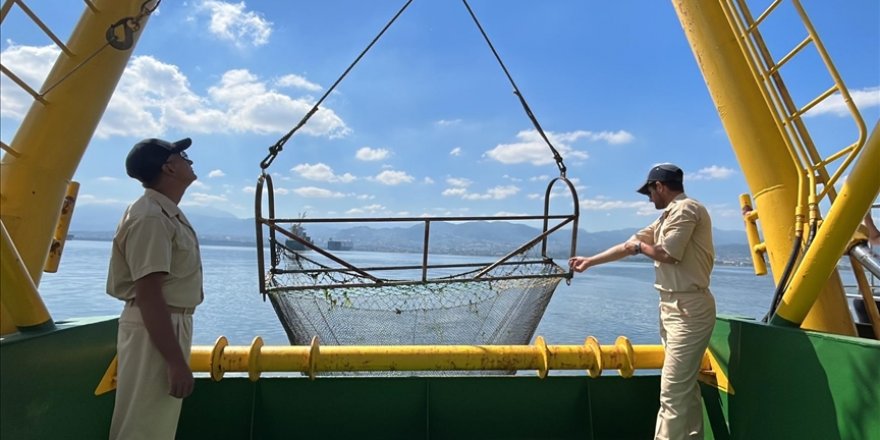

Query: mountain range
left=69, top=204, right=752, bottom=264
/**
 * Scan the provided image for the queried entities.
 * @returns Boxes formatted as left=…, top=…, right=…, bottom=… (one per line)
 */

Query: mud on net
left=266, top=246, right=566, bottom=347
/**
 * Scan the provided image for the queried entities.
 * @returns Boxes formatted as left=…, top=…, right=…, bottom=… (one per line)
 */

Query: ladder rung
left=767, top=35, right=812, bottom=75
left=793, top=85, right=839, bottom=119
left=0, top=64, right=46, bottom=104
left=0, top=140, right=21, bottom=158
left=744, top=0, right=783, bottom=34
left=5, top=0, right=72, bottom=55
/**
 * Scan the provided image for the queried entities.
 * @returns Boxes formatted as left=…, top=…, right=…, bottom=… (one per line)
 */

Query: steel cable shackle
left=105, top=0, right=162, bottom=50
left=39, top=0, right=161, bottom=98
left=260, top=0, right=414, bottom=170
left=461, top=0, right=567, bottom=178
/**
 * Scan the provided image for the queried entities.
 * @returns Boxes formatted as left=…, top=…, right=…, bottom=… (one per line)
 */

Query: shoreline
left=67, top=236, right=755, bottom=267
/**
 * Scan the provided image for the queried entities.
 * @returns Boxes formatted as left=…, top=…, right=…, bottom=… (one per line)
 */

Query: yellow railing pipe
left=849, top=255, right=880, bottom=340
left=189, top=336, right=669, bottom=382
left=739, top=193, right=768, bottom=276
left=772, top=122, right=880, bottom=326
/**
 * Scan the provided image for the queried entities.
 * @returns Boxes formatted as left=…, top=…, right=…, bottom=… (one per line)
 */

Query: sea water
left=40, top=240, right=776, bottom=347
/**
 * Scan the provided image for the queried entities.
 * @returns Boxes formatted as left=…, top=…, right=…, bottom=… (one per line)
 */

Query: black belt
left=126, top=300, right=195, bottom=315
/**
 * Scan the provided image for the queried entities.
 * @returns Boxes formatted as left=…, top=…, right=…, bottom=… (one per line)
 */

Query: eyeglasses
left=166, top=151, right=193, bottom=165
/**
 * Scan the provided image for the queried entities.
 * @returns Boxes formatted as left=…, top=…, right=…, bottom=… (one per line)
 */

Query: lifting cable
left=260, top=0, right=567, bottom=178
left=260, top=0, right=414, bottom=170
left=461, top=0, right=567, bottom=178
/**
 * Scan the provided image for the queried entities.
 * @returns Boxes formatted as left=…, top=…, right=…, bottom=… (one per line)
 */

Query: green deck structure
left=3, top=316, right=878, bottom=439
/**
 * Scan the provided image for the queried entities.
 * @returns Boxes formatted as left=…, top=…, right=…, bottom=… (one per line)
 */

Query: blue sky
left=2, top=1, right=878, bottom=231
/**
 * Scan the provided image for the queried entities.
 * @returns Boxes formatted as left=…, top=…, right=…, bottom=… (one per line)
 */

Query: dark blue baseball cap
left=125, top=138, right=191, bottom=183
left=637, top=163, right=683, bottom=195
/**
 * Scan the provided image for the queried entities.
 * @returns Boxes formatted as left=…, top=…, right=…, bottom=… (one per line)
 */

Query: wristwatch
left=635, top=242, right=642, bottom=254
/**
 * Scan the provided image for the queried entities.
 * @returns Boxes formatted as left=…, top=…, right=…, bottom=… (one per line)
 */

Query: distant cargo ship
left=285, top=223, right=313, bottom=251
left=327, top=238, right=353, bottom=251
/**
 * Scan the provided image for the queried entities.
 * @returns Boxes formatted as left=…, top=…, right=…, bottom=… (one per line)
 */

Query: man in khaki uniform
left=569, top=163, right=715, bottom=440
left=107, top=137, right=203, bottom=439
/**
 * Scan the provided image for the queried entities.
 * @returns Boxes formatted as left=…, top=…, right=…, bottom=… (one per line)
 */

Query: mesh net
left=266, top=246, right=566, bottom=347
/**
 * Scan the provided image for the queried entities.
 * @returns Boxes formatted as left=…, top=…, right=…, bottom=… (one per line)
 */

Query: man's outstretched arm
left=569, top=242, right=635, bottom=272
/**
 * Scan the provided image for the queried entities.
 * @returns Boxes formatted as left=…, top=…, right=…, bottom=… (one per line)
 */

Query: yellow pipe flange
left=585, top=336, right=602, bottom=378
left=534, top=336, right=549, bottom=379
left=210, top=336, right=228, bottom=382
left=247, top=336, right=264, bottom=382
left=614, top=336, right=635, bottom=378
left=308, top=336, right=320, bottom=380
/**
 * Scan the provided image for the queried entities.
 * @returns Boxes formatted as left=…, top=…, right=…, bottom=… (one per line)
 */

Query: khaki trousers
left=109, top=304, right=193, bottom=440
left=654, top=291, right=716, bottom=440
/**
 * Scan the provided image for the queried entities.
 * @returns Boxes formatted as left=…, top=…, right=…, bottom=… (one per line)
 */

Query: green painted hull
left=2, top=317, right=878, bottom=439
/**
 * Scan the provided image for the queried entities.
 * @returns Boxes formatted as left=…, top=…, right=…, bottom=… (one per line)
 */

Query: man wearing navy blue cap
left=570, top=163, right=715, bottom=440
left=107, top=137, right=203, bottom=439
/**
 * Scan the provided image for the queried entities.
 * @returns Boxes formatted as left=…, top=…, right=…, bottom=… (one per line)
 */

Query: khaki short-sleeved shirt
left=632, top=193, right=714, bottom=293
left=107, top=189, right=203, bottom=308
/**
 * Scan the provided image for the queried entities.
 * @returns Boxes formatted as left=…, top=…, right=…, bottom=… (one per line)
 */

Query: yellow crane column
left=0, top=0, right=153, bottom=332
left=671, top=0, right=855, bottom=334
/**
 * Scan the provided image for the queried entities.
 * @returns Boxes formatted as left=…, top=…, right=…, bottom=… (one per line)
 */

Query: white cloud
left=529, top=175, right=550, bottom=182
left=190, top=180, right=210, bottom=189
left=707, top=205, right=742, bottom=218
left=493, top=211, right=529, bottom=217
left=807, top=86, right=880, bottom=117
left=690, top=165, right=736, bottom=181
left=208, top=169, right=226, bottom=178
left=346, top=204, right=387, bottom=215
left=77, top=194, right=126, bottom=205
left=436, top=119, right=462, bottom=127
left=96, top=176, right=119, bottom=182
left=275, top=74, right=322, bottom=92
left=292, top=163, right=356, bottom=183
left=207, top=69, right=349, bottom=137
left=485, top=185, right=519, bottom=199
left=441, top=187, right=468, bottom=197
left=533, top=184, right=581, bottom=201
left=356, top=194, right=375, bottom=200
left=242, top=186, right=255, bottom=193
left=423, top=177, right=435, bottom=184
left=590, top=130, right=635, bottom=144
left=104, top=59, right=348, bottom=138
left=356, top=147, right=390, bottom=161
left=0, top=45, right=352, bottom=139
left=293, top=186, right=346, bottom=198
left=443, top=185, right=520, bottom=200
left=0, top=43, right=59, bottom=120
left=636, top=203, right=660, bottom=216
left=449, top=147, right=462, bottom=156
left=485, top=129, right=635, bottom=166
left=200, top=1, right=272, bottom=48
left=580, top=197, right=651, bottom=211
left=374, top=170, right=414, bottom=185
left=446, top=177, right=472, bottom=188
left=182, top=192, right=228, bottom=206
